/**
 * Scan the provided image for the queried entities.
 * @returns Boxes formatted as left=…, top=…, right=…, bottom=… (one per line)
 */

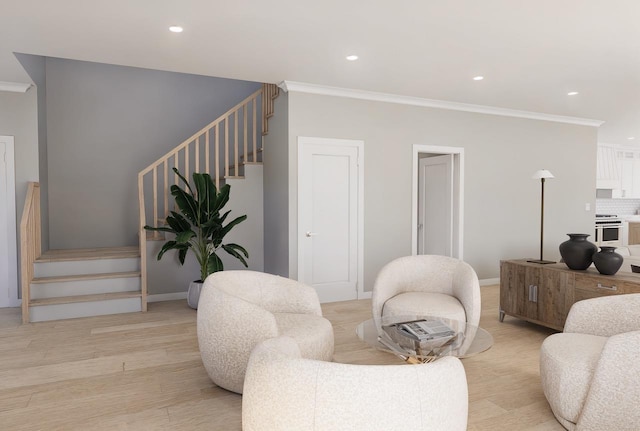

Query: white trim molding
left=480, top=278, right=500, bottom=287
left=278, top=81, right=604, bottom=127
left=0, top=81, right=32, bottom=93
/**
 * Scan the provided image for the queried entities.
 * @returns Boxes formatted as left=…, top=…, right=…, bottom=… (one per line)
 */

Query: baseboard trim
left=147, top=292, right=187, bottom=302
left=480, top=277, right=500, bottom=286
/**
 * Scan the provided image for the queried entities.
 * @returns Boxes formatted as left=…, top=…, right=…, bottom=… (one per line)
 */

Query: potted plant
left=145, top=168, right=248, bottom=308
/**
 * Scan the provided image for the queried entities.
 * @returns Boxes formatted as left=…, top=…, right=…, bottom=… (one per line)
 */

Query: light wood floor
left=0, top=285, right=564, bottom=430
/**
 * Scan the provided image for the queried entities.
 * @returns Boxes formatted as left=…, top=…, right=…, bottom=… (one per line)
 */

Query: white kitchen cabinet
left=615, top=150, right=640, bottom=198
left=596, top=145, right=620, bottom=189
left=598, top=144, right=640, bottom=198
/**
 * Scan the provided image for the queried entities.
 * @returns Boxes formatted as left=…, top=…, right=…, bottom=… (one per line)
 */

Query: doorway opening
left=412, top=145, right=464, bottom=259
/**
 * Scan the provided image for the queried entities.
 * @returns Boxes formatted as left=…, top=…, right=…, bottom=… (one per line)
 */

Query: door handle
left=305, top=231, right=319, bottom=237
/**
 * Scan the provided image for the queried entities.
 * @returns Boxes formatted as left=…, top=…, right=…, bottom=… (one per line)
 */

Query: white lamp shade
left=532, top=169, right=554, bottom=179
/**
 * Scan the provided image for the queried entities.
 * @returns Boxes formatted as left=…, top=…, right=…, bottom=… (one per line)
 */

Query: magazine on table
left=385, top=319, right=456, bottom=341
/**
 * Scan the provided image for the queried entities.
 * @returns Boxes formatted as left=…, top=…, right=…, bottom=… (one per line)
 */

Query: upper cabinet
left=597, top=144, right=640, bottom=198
left=596, top=144, right=620, bottom=189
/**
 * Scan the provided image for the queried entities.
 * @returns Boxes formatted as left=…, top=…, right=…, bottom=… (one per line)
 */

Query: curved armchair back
left=564, top=293, right=640, bottom=337
left=205, top=270, right=322, bottom=316
left=198, top=271, right=333, bottom=394
left=243, top=336, right=469, bottom=431
left=372, top=255, right=480, bottom=327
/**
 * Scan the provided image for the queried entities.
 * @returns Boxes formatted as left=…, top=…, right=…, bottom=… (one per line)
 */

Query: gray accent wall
left=263, top=92, right=290, bottom=276
left=44, top=58, right=261, bottom=249
left=273, top=91, right=597, bottom=290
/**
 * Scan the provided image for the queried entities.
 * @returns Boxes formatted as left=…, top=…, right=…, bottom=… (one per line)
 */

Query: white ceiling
left=2, top=0, right=639, bottom=145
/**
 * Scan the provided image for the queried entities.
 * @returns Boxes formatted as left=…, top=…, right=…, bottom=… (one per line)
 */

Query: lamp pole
left=539, top=177, right=545, bottom=262
left=528, top=169, right=555, bottom=264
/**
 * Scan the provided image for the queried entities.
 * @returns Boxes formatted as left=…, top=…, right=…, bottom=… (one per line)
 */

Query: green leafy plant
left=144, top=168, right=248, bottom=282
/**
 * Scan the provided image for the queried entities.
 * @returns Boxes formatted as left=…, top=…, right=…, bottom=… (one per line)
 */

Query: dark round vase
left=592, top=246, right=623, bottom=275
left=559, top=233, right=597, bottom=270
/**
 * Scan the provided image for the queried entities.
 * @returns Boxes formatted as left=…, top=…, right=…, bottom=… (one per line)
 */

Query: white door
left=418, top=154, right=453, bottom=256
left=0, top=136, right=19, bottom=308
left=298, top=137, right=362, bottom=302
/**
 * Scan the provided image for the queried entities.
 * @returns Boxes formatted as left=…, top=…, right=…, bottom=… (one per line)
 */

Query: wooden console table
left=500, top=259, right=640, bottom=330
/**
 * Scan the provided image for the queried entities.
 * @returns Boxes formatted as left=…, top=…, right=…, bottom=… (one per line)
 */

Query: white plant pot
left=187, top=280, right=204, bottom=309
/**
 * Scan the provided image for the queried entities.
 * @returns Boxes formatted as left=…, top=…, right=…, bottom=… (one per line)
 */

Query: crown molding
left=0, top=81, right=32, bottom=93
left=278, top=81, right=604, bottom=127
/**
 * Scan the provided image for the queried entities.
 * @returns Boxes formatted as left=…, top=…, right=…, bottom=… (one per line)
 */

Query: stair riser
left=31, top=277, right=141, bottom=299
left=34, top=258, right=140, bottom=278
left=29, top=298, right=143, bottom=322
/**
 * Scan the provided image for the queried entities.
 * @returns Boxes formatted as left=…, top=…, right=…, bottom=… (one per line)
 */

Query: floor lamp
left=528, top=169, right=556, bottom=264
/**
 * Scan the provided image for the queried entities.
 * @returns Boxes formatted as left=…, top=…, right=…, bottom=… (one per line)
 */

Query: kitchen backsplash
left=596, top=199, right=640, bottom=215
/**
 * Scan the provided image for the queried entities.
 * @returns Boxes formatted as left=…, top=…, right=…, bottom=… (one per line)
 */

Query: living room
left=1, top=2, right=639, bottom=430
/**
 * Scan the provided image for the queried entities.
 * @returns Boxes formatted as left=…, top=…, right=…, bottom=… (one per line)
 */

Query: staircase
left=20, top=84, right=280, bottom=323
left=29, top=247, right=142, bottom=322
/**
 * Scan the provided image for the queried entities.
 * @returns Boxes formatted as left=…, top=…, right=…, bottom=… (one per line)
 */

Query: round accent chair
left=242, top=336, right=469, bottom=431
left=372, top=255, right=481, bottom=328
left=540, top=294, right=640, bottom=430
left=197, top=270, right=334, bottom=394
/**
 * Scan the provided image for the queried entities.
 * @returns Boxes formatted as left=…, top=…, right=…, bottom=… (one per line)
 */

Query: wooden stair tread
left=145, top=230, right=166, bottom=241
left=226, top=161, right=263, bottom=171
left=240, top=148, right=263, bottom=159
left=219, top=175, right=245, bottom=180
left=30, top=292, right=142, bottom=307
left=32, top=271, right=141, bottom=284
left=37, top=246, right=140, bottom=262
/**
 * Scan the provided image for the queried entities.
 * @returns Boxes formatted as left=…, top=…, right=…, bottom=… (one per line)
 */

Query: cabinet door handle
left=597, top=283, right=617, bottom=291
left=533, top=285, right=538, bottom=303
left=528, top=285, right=532, bottom=301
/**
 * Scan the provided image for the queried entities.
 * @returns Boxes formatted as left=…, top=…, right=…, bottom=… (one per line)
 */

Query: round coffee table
left=356, top=315, right=493, bottom=363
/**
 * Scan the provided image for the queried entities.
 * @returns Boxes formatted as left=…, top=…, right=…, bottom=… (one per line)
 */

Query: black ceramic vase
left=559, top=233, right=597, bottom=270
left=592, top=246, right=623, bottom=275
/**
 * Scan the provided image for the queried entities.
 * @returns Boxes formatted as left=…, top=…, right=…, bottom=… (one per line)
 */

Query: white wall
left=279, top=91, right=597, bottom=290
left=15, top=53, right=50, bottom=251
left=0, top=89, right=39, bottom=295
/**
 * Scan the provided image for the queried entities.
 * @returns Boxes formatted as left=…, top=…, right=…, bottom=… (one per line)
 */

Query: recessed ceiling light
left=346, top=55, right=359, bottom=61
left=567, top=91, right=579, bottom=96
left=628, top=137, right=636, bottom=140
left=169, top=26, right=184, bottom=33
left=473, top=76, right=484, bottom=81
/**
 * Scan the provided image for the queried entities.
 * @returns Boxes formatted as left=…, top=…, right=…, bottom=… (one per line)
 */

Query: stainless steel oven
left=595, top=214, right=623, bottom=246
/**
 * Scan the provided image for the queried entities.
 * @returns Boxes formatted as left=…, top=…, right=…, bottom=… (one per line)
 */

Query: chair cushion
left=382, top=292, right=467, bottom=323
left=540, top=332, right=607, bottom=425
left=273, top=313, right=334, bottom=362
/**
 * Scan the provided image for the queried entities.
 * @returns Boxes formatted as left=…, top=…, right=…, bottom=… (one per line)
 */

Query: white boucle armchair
left=242, top=336, right=469, bottom=431
left=372, top=255, right=481, bottom=328
left=197, top=270, right=334, bottom=394
left=540, top=294, right=640, bottom=430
